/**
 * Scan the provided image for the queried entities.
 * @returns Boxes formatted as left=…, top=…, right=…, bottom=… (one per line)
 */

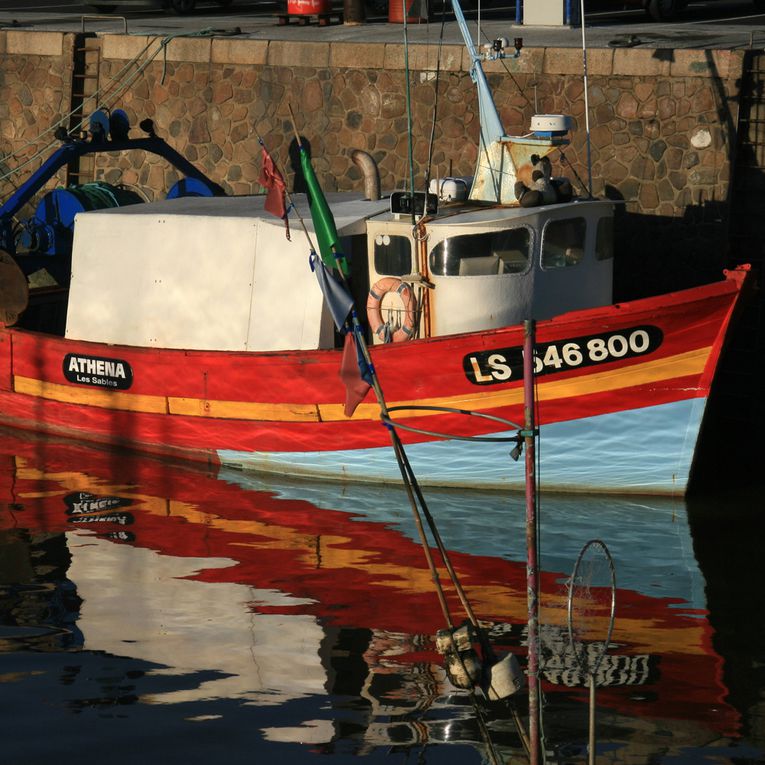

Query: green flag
left=299, top=147, right=348, bottom=275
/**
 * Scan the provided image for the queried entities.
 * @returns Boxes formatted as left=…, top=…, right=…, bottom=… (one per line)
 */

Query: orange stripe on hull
left=14, top=375, right=168, bottom=414
left=12, top=345, right=711, bottom=424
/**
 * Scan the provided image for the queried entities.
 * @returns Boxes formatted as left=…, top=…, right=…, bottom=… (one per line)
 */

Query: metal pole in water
left=524, top=319, right=540, bottom=765
left=589, top=674, right=597, bottom=765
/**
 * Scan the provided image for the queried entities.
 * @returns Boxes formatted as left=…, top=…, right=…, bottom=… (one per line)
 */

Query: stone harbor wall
left=0, top=33, right=76, bottom=192
left=0, top=30, right=745, bottom=298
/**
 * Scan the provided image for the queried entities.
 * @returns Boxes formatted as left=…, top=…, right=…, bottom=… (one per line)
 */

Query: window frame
left=539, top=216, right=588, bottom=271
left=427, top=225, right=535, bottom=277
left=372, top=232, right=414, bottom=277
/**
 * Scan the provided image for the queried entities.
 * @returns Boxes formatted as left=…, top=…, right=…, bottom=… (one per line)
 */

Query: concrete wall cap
left=382, top=42, right=464, bottom=72
left=267, top=40, right=329, bottom=67
left=330, top=42, right=386, bottom=69
left=612, top=47, right=671, bottom=77
left=102, top=34, right=152, bottom=61
left=670, top=48, right=739, bottom=79
left=6, top=30, right=64, bottom=56
left=483, top=46, right=544, bottom=74
left=161, top=35, right=212, bottom=63
left=211, top=37, right=268, bottom=65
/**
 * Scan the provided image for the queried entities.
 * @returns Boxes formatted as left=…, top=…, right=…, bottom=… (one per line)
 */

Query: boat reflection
left=0, top=428, right=753, bottom=762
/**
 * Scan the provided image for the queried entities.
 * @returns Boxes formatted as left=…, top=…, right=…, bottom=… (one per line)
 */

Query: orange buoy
left=366, top=277, right=417, bottom=343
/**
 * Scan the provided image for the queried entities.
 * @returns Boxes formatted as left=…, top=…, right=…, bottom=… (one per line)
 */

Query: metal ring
left=412, top=222, right=429, bottom=242
left=566, top=538, right=617, bottom=680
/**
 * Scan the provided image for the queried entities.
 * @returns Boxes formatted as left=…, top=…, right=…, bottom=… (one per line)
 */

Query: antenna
left=476, top=0, right=480, bottom=52
left=580, top=0, right=593, bottom=198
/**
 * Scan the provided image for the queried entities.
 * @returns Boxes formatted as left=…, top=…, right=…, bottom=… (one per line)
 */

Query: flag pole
left=283, top=107, right=388, bottom=411
left=257, top=128, right=519, bottom=762
left=273, top=116, right=471, bottom=634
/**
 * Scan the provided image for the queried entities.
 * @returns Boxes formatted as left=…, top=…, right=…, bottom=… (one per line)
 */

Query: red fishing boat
left=0, top=9, right=749, bottom=495
left=0, top=249, right=748, bottom=494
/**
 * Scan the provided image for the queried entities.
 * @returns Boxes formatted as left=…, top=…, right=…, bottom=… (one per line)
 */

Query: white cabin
left=63, top=192, right=614, bottom=352
left=65, top=194, right=387, bottom=352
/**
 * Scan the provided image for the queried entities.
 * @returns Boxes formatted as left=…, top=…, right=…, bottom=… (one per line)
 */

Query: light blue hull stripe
left=219, top=397, right=708, bottom=495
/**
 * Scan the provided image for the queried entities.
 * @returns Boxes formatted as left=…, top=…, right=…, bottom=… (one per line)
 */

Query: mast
left=448, top=0, right=571, bottom=204
left=450, top=0, right=506, bottom=153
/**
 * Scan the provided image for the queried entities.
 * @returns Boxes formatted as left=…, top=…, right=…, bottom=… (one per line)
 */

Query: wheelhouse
left=365, top=199, right=615, bottom=342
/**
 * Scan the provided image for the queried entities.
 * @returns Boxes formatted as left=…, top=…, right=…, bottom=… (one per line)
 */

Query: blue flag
left=309, top=251, right=353, bottom=331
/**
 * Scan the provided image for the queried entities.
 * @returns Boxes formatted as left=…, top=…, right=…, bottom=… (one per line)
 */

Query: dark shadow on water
left=601, top=184, right=763, bottom=493
left=686, top=485, right=765, bottom=753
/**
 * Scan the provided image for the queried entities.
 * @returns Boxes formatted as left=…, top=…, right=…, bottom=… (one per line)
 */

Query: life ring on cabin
left=366, top=277, right=417, bottom=343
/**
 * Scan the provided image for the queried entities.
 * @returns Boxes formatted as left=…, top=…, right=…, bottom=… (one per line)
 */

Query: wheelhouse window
left=595, top=217, right=614, bottom=261
left=373, top=234, right=412, bottom=276
left=541, top=217, right=586, bottom=269
left=429, top=228, right=531, bottom=276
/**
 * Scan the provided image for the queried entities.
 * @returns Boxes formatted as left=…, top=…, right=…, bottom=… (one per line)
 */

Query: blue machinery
left=0, top=109, right=225, bottom=258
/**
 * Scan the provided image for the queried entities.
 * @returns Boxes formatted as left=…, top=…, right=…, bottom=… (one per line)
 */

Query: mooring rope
left=264, top=107, right=534, bottom=765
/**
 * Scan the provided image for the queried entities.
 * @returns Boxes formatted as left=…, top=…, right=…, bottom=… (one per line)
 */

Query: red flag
left=258, top=147, right=290, bottom=240
left=340, top=332, right=372, bottom=417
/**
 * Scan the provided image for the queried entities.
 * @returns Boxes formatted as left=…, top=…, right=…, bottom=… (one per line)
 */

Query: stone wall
left=0, top=31, right=745, bottom=298
left=0, top=32, right=75, bottom=201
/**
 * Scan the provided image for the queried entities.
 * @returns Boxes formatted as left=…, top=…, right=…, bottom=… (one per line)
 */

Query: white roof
left=65, top=193, right=388, bottom=352
left=90, top=192, right=390, bottom=230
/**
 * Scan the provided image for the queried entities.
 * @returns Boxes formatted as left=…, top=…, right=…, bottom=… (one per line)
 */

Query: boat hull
left=0, top=267, right=748, bottom=495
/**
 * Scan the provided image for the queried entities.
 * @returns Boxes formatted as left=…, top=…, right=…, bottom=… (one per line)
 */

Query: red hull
left=0, top=267, right=750, bottom=492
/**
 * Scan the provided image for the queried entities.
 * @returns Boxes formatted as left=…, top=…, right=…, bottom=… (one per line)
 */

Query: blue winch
left=0, top=107, right=225, bottom=260
left=17, top=181, right=143, bottom=256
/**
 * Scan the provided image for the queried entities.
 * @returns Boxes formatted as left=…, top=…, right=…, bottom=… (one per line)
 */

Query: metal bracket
left=81, top=15, right=128, bottom=34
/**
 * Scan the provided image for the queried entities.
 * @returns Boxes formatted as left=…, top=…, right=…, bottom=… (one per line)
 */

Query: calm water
left=1, top=427, right=763, bottom=764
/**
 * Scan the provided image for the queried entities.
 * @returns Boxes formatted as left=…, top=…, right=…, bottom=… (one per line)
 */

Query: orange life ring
left=366, top=277, right=417, bottom=343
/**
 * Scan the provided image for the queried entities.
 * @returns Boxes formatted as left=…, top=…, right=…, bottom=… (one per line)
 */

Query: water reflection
left=0, top=428, right=762, bottom=764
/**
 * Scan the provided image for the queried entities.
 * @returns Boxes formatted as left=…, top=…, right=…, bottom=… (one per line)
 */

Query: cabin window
left=428, top=228, right=531, bottom=276
left=541, top=217, right=587, bottom=269
left=595, top=217, right=614, bottom=260
left=374, top=234, right=412, bottom=276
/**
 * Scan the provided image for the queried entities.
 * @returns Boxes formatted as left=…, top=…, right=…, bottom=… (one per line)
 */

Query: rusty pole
left=524, top=318, right=540, bottom=765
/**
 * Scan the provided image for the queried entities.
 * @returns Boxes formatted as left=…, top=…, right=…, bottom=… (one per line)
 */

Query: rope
left=0, top=37, right=156, bottom=182
left=70, top=181, right=139, bottom=209
left=557, top=149, right=591, bottom=198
